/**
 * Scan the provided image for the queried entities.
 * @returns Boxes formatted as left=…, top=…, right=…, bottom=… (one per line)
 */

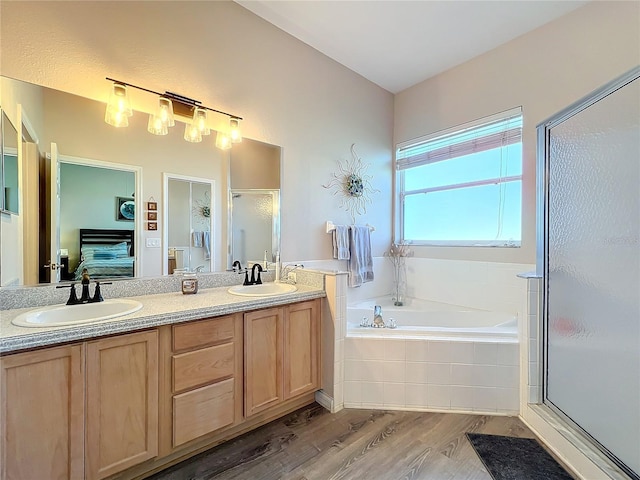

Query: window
left=396, top=108, right=522, bottom=247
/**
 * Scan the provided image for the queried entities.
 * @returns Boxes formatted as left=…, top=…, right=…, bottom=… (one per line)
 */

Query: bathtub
left=347, top=297, right=517, bottom=342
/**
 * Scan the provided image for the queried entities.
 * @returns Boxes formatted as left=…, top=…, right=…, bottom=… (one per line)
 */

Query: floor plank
left=147, top=404, right=558, bottom=480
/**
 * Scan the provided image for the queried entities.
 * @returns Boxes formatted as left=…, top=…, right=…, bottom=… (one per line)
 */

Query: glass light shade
left=184, top=123, right=202, bottom=143
left=157, top=97, right=175, bottom=127
left=104, top=109, right=129, bottom=127
left=106, top=83, right=132, bottom=116
left=229, top=118, right=242, bottom=143
left=193, top=108, right=210, bottom=135
left=215, top=131, right=232, bottom=150
left=147, top=114, right=168, bottom=135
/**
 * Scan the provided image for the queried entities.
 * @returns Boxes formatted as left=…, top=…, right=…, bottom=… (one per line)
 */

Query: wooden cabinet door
left=0, top=344, right=84, bottom=480
left=284, top=299, right=320, bottom=399
left=86, top=330, right=159, bottom=480
left=244, top=307, right=283, bottom=417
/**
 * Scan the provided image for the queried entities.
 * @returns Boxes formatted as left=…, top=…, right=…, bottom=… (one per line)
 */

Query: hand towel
left=348, top=225, right=374, bottom=287
left=332, top=225, right=350, bottom=260
left=203, top=231, right=211, bottom=260
left=192, top=231, right=203, bottom=247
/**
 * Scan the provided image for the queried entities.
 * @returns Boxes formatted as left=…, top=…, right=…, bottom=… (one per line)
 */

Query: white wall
left=394, top=1, right=640, bottom=265
left=0, top=0, right=394, bottom=268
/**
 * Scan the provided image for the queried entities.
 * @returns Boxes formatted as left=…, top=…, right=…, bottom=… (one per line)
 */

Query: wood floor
left=148, top=403, right=552, bottom=480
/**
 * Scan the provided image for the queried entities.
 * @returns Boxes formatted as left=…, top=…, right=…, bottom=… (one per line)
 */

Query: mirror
left=0, top=75, right=281, bottom=286
left=229, top=190, right=280, bottom=268
left=163, top=175, right=215, bottom=274
left=59, top=159, right=139, bottom=281
left=1, top=109, right=19, bottom=214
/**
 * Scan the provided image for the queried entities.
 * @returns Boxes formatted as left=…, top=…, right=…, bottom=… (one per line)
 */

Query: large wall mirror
left=0, top=75, right=282, bottom=287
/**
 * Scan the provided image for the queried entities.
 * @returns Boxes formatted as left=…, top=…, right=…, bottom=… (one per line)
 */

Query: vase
left=392, top=258, right=406, bottom=306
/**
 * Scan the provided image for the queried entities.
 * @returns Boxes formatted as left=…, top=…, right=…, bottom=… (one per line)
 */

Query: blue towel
left=203, top=231, right=211, bottom=260
left=348, top=226, right=374, bottom=287
left=332, top=225, right=350, bottom=260
left=192, top=231, right=203, bottom=247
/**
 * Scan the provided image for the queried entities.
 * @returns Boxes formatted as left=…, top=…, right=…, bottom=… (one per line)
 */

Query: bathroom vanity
left=0, top=285, right=324, bottom=480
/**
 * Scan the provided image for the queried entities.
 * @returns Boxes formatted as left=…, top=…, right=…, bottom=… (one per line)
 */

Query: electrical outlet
left=288, top=272, right=297, bottom=283
left=145, top=238, right=161, bottom=248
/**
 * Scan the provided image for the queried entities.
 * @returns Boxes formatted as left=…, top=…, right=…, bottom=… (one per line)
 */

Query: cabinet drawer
left=173, top=315, right=234, bottom=352
left=173, top=378, right=235, bottom=447
left=172, top=342, right=234, bottom=393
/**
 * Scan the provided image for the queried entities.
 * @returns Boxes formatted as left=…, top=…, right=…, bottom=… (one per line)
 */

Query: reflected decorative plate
left=120, top=200, right=135, bottom=220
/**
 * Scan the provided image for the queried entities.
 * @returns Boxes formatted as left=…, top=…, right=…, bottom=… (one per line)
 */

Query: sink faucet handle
left=57, top=283, right=79, bottom=305
left=90, top=281, right=104, bottom=303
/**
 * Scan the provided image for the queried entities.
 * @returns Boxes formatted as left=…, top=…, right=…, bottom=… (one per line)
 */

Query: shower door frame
left=536, top=66, right=640, bottom=480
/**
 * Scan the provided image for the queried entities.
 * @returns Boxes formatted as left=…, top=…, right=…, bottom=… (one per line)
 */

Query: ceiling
left=236, top=0, right=589, bottom=93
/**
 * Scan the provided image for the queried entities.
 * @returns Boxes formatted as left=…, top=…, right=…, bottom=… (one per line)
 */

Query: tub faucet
left=373, top=305, right=385, bottom=328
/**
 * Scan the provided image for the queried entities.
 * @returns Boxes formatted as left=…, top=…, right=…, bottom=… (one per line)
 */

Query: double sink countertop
left=0, top=284, right=325, bottom=354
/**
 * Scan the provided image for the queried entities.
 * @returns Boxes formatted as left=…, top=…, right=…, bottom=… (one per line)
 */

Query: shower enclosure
left=537, top=67, right=639, bottom=479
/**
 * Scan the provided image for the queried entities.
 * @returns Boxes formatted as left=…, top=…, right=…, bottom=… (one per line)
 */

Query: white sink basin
left=12, top=299, right=143, bottom=328
left=228, top=283, right=298, bottom=297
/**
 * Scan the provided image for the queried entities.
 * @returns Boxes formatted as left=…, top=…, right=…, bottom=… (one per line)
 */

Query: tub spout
left=373, top=305, right=384, bottom=328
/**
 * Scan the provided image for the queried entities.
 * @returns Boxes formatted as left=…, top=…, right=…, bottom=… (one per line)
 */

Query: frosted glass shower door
left=545, top=73, right=639, bottom=477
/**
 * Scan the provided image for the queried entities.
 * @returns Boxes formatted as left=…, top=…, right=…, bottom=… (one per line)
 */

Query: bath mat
left=466, top=433, right=574, bottom=480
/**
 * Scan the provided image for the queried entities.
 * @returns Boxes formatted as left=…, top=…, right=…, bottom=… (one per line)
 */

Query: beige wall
left=0, top=1, right=394, bottom=267
left=394, top=1, right=640, bottom=265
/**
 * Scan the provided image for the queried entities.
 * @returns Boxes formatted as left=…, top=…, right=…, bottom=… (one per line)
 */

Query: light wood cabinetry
left=0, top=344, right=85, bottom=480
left=169, top=314, right=242, bottom=449
left=284, top=300, right=320, bottom=399
left=244, top=307, right=284, bottom=416
left=1, top=297, right=321, bottom=480
left=245, top=299, right=320, bottom=417
left=1, top=331, right=159, bottom=480
left=85, top=330, right=159, bottom=480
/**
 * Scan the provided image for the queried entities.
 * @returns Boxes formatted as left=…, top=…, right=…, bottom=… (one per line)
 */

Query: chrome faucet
left=280, top=263, right=304, bottom=284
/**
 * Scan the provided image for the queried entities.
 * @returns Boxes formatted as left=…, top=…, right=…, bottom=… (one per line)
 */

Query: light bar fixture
left=105, top=77, right=242, bottom=149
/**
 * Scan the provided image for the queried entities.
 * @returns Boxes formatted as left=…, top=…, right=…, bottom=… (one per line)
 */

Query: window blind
left=396, top=110, right=523, bottom=171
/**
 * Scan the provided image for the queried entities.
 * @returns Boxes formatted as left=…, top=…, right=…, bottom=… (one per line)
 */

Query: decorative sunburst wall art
left=323, top=144, right=379, bottom=224
left=192, top=190, right=211, bottom=228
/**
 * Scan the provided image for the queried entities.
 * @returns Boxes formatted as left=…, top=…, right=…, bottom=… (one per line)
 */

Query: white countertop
left=0, top=284, right=325, bottom=354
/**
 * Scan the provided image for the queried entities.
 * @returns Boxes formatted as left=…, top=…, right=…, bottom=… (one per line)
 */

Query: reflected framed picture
left=147, top=201, right=157, bottom=211
left=116, top=197, right=135, bottom=221
left=147, top=211, right=157, bottom=221
left=147, top=222, right=157, bottom=231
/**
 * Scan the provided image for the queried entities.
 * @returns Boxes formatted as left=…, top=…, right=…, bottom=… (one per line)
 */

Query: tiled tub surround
left=344, top=334, right=519, bottom=414
left=340, top=258, right=533, bottom=415
left=0, top=272, right=325, bottom=353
